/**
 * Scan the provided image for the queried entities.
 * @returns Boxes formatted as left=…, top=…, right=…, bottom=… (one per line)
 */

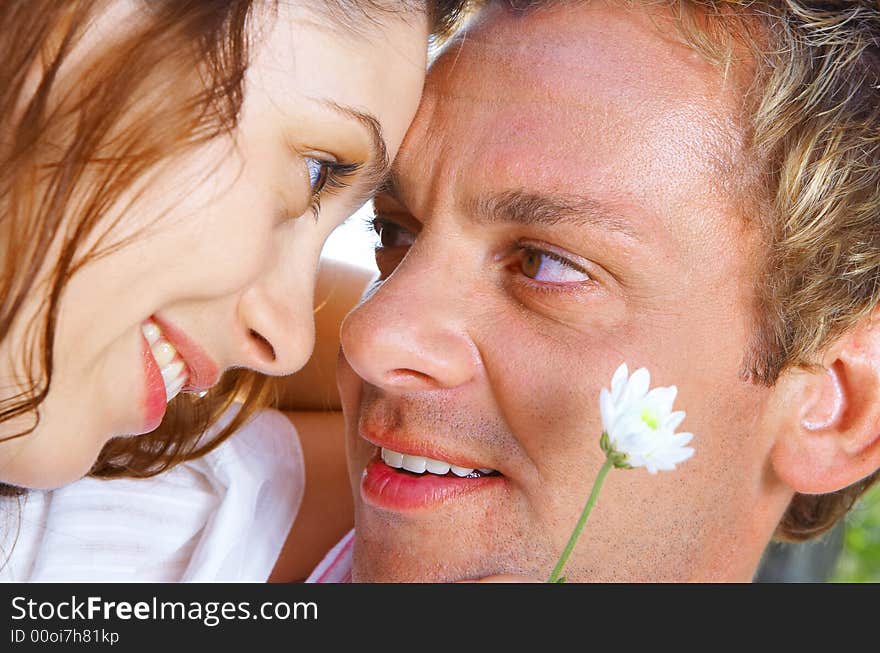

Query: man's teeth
left=381, top=448, right=496, bottom=477
left=426, top=459, right=450, bottom=475
left=142, top=320, right=189, bottom=402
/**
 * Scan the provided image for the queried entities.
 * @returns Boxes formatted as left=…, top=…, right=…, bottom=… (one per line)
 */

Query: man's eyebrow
left=469, top=190, right=640, bottom=239
left=322, top=101, right=391, bottom=204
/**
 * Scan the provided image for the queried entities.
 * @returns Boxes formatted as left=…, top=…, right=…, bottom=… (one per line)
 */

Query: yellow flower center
left=640, top=407, right=659, bottom=430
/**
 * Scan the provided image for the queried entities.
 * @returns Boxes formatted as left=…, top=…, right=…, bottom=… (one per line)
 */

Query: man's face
left=338, top=3, right=791, bottom=581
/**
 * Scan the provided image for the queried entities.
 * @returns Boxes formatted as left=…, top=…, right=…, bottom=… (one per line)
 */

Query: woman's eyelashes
left=304, top=156, right=361, bottom=219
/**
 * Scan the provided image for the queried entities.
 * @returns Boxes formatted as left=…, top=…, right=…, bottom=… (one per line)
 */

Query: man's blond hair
left=654, top=0, right=880, bottom=542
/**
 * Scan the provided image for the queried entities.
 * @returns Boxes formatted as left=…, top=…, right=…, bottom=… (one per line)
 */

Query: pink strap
left=306, top=529, right=355, bottom=583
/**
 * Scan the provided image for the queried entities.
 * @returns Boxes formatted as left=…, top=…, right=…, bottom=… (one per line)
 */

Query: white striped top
left=0, top=407, right=303, bottom=582
left=306, top=530, right=354, bottom=583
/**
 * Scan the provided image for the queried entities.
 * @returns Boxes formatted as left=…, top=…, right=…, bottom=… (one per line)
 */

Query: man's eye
left=305, top=157, right=331, bottom=195
left=519, top=248, right=591, bottom=283
left=371, top=216, right=416, bottom=249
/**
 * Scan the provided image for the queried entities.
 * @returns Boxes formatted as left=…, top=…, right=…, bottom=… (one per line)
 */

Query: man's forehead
left=456, top=5, right=716, bottom=92
left=432, top=2, right=745, bottom=157
left=395, top=1, right=749, bottom=235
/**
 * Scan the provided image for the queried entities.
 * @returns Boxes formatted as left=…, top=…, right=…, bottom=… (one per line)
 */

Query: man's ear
left=770, top=315, right=880, bottom=494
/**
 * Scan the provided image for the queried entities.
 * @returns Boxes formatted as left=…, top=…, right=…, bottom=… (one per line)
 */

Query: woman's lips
left=360, top=458, right=505, bottom=512
left=139, top=316, right=220, bottom=432
left=150, top=315, right=220, bottom=391
left=141, top=336, right=167, bottom=432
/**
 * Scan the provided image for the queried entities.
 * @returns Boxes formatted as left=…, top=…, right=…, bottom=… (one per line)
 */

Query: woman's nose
left=236, top=228, right=321, bottom=377
left=237, top=282, right=315, bottom=376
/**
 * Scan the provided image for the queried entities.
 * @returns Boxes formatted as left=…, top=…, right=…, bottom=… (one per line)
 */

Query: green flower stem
left=547, top=456, right=614, bottom=583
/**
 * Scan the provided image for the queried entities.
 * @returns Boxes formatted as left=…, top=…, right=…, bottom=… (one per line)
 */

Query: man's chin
left=350, top=526, right=551, bottom=583
left=351, top=547, right=501, bottom=583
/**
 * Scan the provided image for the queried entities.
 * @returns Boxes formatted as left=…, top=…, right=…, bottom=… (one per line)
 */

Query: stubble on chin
left=350, top=515, right=557, bottom=583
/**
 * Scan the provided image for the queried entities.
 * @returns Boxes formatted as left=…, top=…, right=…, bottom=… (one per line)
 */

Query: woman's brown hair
left=0, top=0, right=467, bottom=496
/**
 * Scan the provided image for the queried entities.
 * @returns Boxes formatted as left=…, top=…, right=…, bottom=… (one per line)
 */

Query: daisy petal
left=646, top=385, right=677, bottom=413
left=663, top=411, right=686, bottom=432
left=622, top=367, right=651, bottom=405
left=600, top=388, right=614, bottom=430
left=672, top=432, right=693, bottom=446
left=676, top=447, right=695, bottom=463
left=610, top=363, right=629, bottom=402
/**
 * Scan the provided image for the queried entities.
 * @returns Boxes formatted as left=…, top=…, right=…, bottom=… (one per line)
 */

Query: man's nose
left=340, top=262, right=480, bottom=393
left=235, top=233, right=318, bottom=377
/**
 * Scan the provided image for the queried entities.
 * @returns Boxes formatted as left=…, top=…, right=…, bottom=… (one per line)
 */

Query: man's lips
left=361, top=458, right=505, bottom=511
left=360, top=428, right=496, bottom=473
left=358, top=427, right=505, bottom=511
left=150, top=315, right=220, bottom=391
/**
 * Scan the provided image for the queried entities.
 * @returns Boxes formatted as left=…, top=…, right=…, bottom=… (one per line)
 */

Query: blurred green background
left=831, top=483, right=880, bottom=582
left=754, top=483, right=880, bottom=582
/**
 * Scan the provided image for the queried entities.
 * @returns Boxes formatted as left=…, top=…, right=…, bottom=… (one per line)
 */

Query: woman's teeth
left=142, top=320, right=189, bottom=402
left=380, top=447, right=496, bottom=478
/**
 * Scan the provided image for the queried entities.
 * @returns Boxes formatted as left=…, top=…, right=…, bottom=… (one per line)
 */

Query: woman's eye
left=372, top=216, right=416, bottom=249
left=519, top=248, right=591, bottom=283
left=305, top=157, right=330, bottom=195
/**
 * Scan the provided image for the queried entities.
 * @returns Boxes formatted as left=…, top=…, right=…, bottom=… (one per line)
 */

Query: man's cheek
left=487, top=348, right=607, bottom=464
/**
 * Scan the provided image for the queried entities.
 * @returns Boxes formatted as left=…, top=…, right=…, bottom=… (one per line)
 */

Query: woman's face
left=0, top=3, right=428, bottom=488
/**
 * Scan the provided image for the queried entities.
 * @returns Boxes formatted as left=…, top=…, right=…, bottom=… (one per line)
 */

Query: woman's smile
left=139, top=317, right=221, bottom=432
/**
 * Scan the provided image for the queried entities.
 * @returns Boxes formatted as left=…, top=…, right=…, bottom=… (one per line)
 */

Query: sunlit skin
left=337, top=3, right=799, bottom=582
left=0, top=2, right=428, bottom=489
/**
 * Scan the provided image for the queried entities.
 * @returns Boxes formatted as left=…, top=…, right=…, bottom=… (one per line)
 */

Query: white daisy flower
left=598, top=363, right=694, bottom=474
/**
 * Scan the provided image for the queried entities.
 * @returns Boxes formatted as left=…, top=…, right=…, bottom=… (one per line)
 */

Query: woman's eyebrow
left=322, top=100, right=390, bottom=203
left=374, top=170, right=402, bottom=202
